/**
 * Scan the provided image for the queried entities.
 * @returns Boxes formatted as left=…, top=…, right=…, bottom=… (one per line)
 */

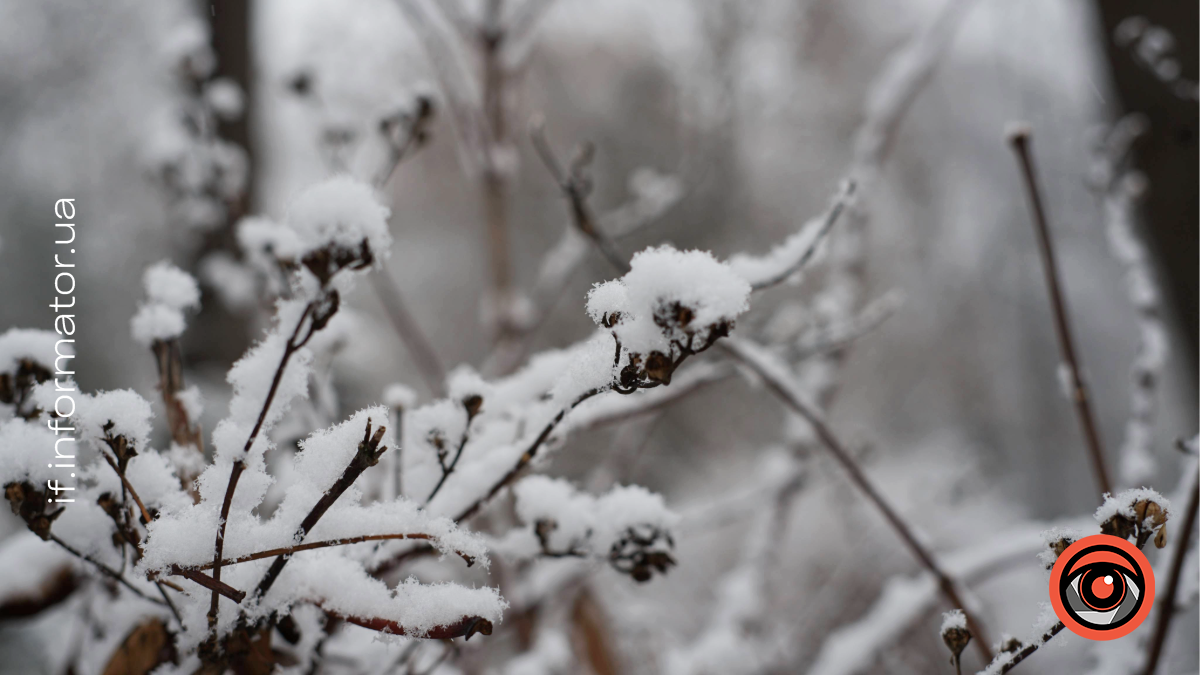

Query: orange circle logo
left=1049, top=534, right=1155, bottom=640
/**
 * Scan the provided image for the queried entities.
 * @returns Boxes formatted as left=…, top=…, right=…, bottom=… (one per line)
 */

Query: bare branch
left=253, top=419, right=390, bottom=599
left=182, top=532, right=476, bottom=570
left=1007, top=127, right=1112, bottom=496
left=720, top=337, right=993, bottom=662
left=1141, top=468, right=1200, bottom=675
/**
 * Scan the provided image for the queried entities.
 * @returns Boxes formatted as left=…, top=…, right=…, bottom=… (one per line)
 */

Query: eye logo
left=1049, top=534, right=1155, bottom=640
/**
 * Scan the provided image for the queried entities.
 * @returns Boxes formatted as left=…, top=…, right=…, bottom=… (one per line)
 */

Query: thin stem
left=191, top=532, right=475, bottom=570
left=48, top=534, right=163, bottom=606
left=371, top=272, right=447, bottom=396
left=980, top=622, right=1065, bottom=675
left=100, top=451, right=153, bottom=525
left=253, top=421, right=389, bottom=600
left=172, top=567, right=246, bottom=604
left=529, top=118, right=631, bottom=274
left=209, top=302, right=316, bottom=629
left=1007, top=128, right=1112, bottom=496
left=453, top=388, right=603, bottom=523
left=157, top=582, right=184, bottom=627
left=749, top=180, right=856, bottom=291
left=1141, top=468, right=1200, bottom=674
left=721, top=338, right=993, bottom=662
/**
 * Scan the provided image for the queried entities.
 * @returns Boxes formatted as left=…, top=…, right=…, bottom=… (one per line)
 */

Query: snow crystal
left=286, top=176, right=392, bottom=263
left=142, top=261, right=200, bottom=310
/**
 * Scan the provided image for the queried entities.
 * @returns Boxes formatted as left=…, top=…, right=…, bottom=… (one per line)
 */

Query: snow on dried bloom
left=588, top=245, right=749, bottom=391
left=0, top=329, right=59, bottom=415
left=130, top=303, right=186, bottom=346
left=286, top=176, right=392, bottom=283
left=1095, top=487, right=1170, bottom=547
left=1037, top=526, right=1081, bottom=570
left=940, top=609, right=971, bottom=660
left=74, top=389, right=155, bottom=452
left=0, top=328, right=60, bottom=375
left=142, top=261, right=200, bottom=310
left=0, top=419, right=59, bottom=486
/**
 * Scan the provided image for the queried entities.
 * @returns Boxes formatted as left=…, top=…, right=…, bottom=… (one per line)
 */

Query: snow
left=286, top=175, right=392, bottom=264
left=142, top=261, right=201, bottom=310
left=1093, top=487, right=1170, bottom=525
left=0, top=418, right=60, bottom=485
left=383, top=383, right=418, bottom=410
left=74, top=389, right=155, bottom=452
left=513, top=476, right=677, bottom=556
left=727, top=181, right=854, bottom=288
left=0, top=328, right=61, bottom=374
left=130, top=303, right=186, bottom=346
left=940, top=608, right=967, bottom=633
left=587, top=245, right=750, bottom=355
left=175, top=385, right=204, bottom=422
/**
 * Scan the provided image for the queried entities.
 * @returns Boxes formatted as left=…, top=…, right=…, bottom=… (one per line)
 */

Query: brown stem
left=100, top=452, right=153, bottom=525
left=151, top=338, right=202, bottom=451
left=187, top=532, right=475, bottom=570
left=209, top=302, right=317, bottom=629
left=253, top=421, right=389, bottom=600
left=721, top=338, right=993, bottom=662
left=1141, top=468, right=1200, bottom=675
left=1007, top=128, right=1112, bottom=497
left=171, top=567, right=247, bottom=604
left=330, top=610, right=493, bottom=641
left=47, top=535, right=163, bottom=606
left=370, top=272, right=447, bottom=396
left=425, top=401, right=481, bottom=504
left=529, top=118, right=631, bottom=274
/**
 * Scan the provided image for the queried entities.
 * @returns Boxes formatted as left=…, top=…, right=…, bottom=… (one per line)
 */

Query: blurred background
left=0, top=0, right=1195, bottom=673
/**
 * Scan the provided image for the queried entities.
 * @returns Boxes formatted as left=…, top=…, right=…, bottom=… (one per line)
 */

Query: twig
left=981, top=622, right=1065, bottom=675
left=1007, top=127, right=1113, bottom=497
left=327, top=610, right=493, bottom=641
left=747, top=180, right=857, bottom=291
left=254, top=420, right=389, bottom=599
left=99, top=451, right=153, bottom=525
left=720, top=338, right=993, bottom=662
left=209, top=302, right=318, bottom=628
left=529, top=117, right=631, bottom=274
left=425, top=397, right=482, bottom=503
left=371, top=272, right=447, bottom=396
left=186, top=532, right=476, bottom=570
left=171, top=567, right=246, bottom=604
left=1141, top=468, right=1200, bottom=674
left=47, top=535, right=164, bottom=606
left=453, top=387, right=603, bottom=523
left=156, top=582, right=184, bottom=627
